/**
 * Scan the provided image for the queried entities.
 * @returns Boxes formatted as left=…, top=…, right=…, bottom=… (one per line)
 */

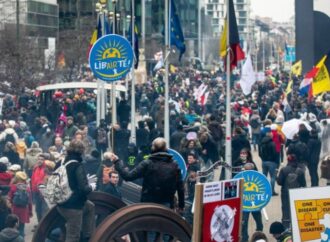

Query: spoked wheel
left=91, top=203, right=192, bottom=242
left=32, top=192, right=126, bottom=242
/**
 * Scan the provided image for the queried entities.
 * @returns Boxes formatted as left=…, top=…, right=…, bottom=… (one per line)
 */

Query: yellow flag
left=286, top=80, right=293, bottom=95
left=170, top=64, right=178, bottom=73
left=219, top=21, right=227, bottom=58
left=291, top=60, right=302, bottom=76
left=312, top=55, right=330, bottom=96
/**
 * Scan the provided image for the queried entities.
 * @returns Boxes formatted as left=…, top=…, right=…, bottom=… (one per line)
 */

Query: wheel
left=91, top=203, right=192, bottom=242
left=32, top=192, right=126, bottom=242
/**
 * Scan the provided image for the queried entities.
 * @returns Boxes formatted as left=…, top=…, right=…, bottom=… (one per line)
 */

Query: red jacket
left=272, top=130, right=284, bottom=153
left=8, top=183, right=33, bottom=224
left=31, top=164, right=46, bottom=193
left=0, top=172, right=13, bottom=185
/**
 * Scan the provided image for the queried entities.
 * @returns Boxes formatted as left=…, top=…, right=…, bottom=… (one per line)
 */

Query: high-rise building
left=205, top=0, right=251, bottom=40
left=0, top=0, right=59, bottom=49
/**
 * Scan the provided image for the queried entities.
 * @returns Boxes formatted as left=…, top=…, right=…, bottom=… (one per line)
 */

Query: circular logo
left=234, top=170, right=272, bottom=212
left=210, top=205, right=236, bottom=242
left=168, top=149, right=187, bottom=180
left=89, top=34, right=134, bottom=82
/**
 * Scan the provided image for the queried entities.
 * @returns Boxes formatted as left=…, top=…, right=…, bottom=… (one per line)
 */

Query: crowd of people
left=0, top=66, right=329, bottom=241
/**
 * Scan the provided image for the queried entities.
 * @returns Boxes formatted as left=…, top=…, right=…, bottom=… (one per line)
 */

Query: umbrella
left=281, top=118, right=312, bottom=140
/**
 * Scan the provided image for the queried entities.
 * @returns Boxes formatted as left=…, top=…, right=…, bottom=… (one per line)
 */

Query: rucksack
left=102, top=165, right=115, bottom=184
left=250, top=118, right=259, bottom=129
left=44, top=160, right=78, bottom=205
left=13, top=184, right=29, bottom=207
left=4, top=133, right=16, bottom=144
left=97, top=128, right=107, bottom=145
left=285, top=168, right=301, bottom=189
left=149, top=160, right=179, bottom=198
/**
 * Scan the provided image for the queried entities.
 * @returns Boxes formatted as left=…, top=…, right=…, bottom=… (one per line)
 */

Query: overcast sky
left=250, top=0, right=330, bottom=22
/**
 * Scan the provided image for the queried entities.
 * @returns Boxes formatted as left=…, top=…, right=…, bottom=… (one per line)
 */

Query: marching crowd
left=0, top=67, right=329, bottom=241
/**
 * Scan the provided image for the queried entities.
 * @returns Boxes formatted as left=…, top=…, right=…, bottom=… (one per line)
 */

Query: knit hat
left=269, top=221, right=286, bottom=234
left=15, top=171, right=27, bottom=181
left=0, top=157, right=10, bottom=166
left=9, top=164, right=21, bottom=172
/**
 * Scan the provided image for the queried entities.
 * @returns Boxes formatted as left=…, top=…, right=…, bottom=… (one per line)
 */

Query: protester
left=103, top=171, right=121, bottom=199
left=113, top=137, right=185, bottom=212
left=56, top=139, right=95, bottom=242
left=307, top=129, right=321, bottom=186
left=269, top=221, right=293, bottom=242
left=0, top=214, right=24, bottom=242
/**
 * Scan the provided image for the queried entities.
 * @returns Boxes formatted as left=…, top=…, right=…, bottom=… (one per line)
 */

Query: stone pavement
left=25, top=149, right=327, bottom=242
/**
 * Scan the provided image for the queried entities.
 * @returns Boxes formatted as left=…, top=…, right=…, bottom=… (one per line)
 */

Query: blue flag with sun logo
left=170, top=0, right=185, bottom=61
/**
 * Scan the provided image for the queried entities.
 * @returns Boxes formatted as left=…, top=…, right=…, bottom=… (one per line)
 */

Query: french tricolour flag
left=299, top=67, right=319, bottom=96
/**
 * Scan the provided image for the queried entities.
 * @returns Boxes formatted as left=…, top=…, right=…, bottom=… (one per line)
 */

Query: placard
left=289, top=186, right=330, bottom=242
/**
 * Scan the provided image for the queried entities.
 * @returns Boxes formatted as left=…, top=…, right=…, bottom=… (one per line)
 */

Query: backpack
left=250, top=118, right=259, bottom=129
left=102, top=165, right=115, bottom=184
left=285, top=168, right=301, bottom=189
left=149, top=160, right=179, bottom=198
left=97, top=128, right=107, bottom=145
left=13, top=184, right=29, bottom=207
left=4, top=133, right=16, bottom=144
left=44, top=160, right=78, bottom=205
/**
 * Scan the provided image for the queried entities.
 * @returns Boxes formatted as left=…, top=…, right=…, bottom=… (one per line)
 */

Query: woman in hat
left=7, top=171, right=33, bottom=237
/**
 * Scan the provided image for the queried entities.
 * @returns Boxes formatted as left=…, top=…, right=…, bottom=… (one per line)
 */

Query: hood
left=149, top=152, right=173, bottom=163
left=4, top=128, right=16, bottom=135
left=26, top=147, right=42, bottom=156
left=0, top=228, right=21, bottom=242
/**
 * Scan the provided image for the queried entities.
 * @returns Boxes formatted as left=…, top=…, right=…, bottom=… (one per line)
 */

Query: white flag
left=240, top=55, right=256, bottom=95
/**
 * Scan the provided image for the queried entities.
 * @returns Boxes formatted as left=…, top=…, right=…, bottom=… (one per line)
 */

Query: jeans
left=148, top=203, right=171, bottom=242
left=262, top=161, right=278, bottom=193
left=241, top=211, right=263, bottom=242
left=251, top=133, right=260, bottom=149
left=33, top=191, right=48, bottom=222
left=308, top=162, right=319, bottom=187
left=57, top=200, right=95, bottom=242
left=18, top=223, right=25, bottom=237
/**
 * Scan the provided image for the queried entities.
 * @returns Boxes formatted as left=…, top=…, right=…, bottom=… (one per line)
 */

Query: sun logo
left=244, top=182, right=259, bottom=192
left=96, top=40, right=128, bottom=61
left=102, top=48, right=121, bottom=59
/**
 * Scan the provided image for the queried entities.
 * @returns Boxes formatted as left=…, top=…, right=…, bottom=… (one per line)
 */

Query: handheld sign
left=168, top=148, right=187, bottom=180
left=89, top=34, right=134, bottom=82
left=234, top=170, right=272, bottom=212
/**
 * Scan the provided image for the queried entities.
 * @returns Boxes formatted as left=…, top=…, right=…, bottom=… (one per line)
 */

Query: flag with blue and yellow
left=170, top=0, right=185, bottom=61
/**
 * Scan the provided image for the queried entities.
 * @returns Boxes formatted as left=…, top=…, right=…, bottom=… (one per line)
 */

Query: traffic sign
left=89, top=34, right=134, bottom=82
left=234, top=170, right=272, bottom=212
left=168, top=148, right=187, bottom=180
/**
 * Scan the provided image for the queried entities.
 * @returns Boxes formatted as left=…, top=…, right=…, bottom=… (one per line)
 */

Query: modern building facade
left=205, top=0, right=251, bottom=40
left=0, top=0, right=59, bottom=49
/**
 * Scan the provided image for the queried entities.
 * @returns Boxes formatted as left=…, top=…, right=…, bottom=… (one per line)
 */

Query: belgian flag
left=219, top=0, right=245, bottom=70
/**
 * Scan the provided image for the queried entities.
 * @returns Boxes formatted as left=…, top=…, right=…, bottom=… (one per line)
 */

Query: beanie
left=269, top=221, right=286, bottom=234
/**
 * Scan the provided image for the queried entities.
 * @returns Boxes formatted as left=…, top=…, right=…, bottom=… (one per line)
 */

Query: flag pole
left=130, top=0, right=136, bottom=144
left=164, top=0, right=170, bottom=145
left=225, top=0, right=232, bottom=179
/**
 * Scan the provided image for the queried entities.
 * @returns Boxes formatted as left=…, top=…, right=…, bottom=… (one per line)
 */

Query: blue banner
left=168, top=148, right=187, bottom=180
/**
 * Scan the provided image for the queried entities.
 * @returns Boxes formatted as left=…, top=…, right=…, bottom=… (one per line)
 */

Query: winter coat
left=115, top=152, right=185, bottom=209
left=259, top=136, right=278, bottom=163
left=57, top=152, right=92, bottom=210
left=63, top=124, right=78, bottom=140
left=232, top=135, right=251, bottom=161
left=307, top=135, right=321, bottom=165
left=24, top=147, right=42, bottom=171
left=200, top=137, right=219, bottom=163
left=83, top=155, right=99, bottom=176
left=8, top=183, right=33, bottom=224
left=31, top=164, right=47, bottom=193
left=277, top=163, right=306, bottom=195
left=0, top=228, right=24, bottom=242
left=39, top=133, right=55, bottom=153
left=136, top=128, right=150, bottom=150
left=103, top=183, right=122, bottom=199
left=2, top=151, right=20, bottom=167
left=0, top=129, right=19, bottom=144
left=0, top=172, right=13, bottom=186
left=287, top=139, right=309, bottom=164
left=170, top=130, right=186, bottom=152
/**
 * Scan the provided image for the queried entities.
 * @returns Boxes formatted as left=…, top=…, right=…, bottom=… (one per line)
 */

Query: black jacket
left=307, top=135, right=321, bottom=165
left=259, top=136, right=278, bottom=163
left=277, top=163, right=306, bottom=194
left=115, top=152, right=185, bottom=209
left=103, top=183, right=122, bottom=199
left=232, top=135, right=250, bottom=161
left=58, top=151, right=92, bottom=209
left=170, top=130, right=186, bottom=152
